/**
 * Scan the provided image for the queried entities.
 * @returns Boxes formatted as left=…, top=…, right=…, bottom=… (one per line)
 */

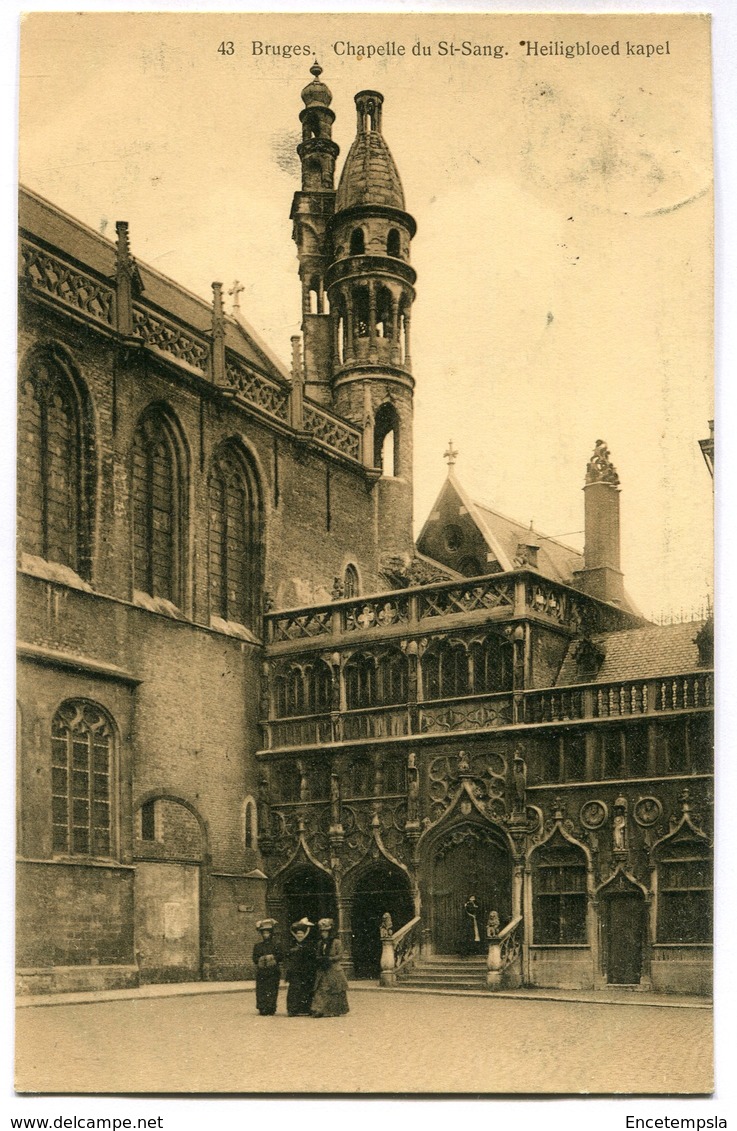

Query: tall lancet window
left=209, top=443, right=261, bottom=629
left=18, top=347, right=92, bottom=577
left=131, top=407, right=184, bottom=605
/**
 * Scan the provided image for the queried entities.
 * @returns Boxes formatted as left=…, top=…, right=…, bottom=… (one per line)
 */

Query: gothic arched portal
left=427, top=823, right=512, bottom=955
left=349, top=862, right=414, bottom=979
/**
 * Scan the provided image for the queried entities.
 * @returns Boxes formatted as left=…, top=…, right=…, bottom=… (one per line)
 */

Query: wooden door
left=430, top=827, right=511, bottom=954
left=606, top=892, right=644, bottom=984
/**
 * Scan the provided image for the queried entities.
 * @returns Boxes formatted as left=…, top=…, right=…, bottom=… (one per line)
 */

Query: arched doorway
left=428, top=823, right=511, bottom=955
left=350, top=862, right=414, bottom=978
left=600, top=875, right=646, bottom=985
left=282, top=865, right=337, bottom=930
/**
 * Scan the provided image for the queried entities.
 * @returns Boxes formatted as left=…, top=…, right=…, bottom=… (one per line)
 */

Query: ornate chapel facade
left=16, top=66, right=713, bottom=996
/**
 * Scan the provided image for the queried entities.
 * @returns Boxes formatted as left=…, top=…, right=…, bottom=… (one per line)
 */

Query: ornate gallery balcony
left=264, top=570, right=635, bottom=654
left=259, top=673, right=712, bottom=754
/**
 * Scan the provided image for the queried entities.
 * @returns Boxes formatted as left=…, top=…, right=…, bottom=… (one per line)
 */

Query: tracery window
left=376, top=649, right=408, bottom=705
left=306, top=660, right=333, bottom=713
left=470, top=634, right=512, bottom=693
left=423, top=640, right=469, bottom=700
left=383, top=757, right=407, bottom=794
left=345, top=654, right=377, bottom=710
left=131, top=409, right=183, bottom=604
left=51, top=701, right=113, bottom=857
left=18, top=348, right=92, bottom=576
left=209, top=444, right=260, bottom=628
left=532, top=838, right=588, bottom=944
left=656, top=836, right=712, bottom=944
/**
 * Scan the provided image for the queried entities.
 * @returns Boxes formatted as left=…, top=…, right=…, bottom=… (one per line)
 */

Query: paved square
left=15, top=988, right=713, bottom=1094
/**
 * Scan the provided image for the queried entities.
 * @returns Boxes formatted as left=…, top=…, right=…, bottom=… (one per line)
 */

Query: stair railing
left=486, top=914, right=523, bottom=990
left=379, top=914, right=421, bottom=986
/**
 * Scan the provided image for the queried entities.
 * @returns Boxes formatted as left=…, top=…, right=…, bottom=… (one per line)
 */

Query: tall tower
left=290, top=62, right=339, bottom=403
left=326, top=89, right=417, bottom=561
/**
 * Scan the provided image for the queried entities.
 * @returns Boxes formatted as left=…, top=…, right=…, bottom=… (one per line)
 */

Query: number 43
left=218, top=41, right=235, bottom=55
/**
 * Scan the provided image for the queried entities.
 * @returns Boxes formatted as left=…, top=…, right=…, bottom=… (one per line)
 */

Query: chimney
left=573, top=440, right=625, bottom=606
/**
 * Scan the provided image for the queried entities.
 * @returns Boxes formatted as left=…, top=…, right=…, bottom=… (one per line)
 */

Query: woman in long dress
left=252, top=918, right=283, bottom=1016
left=311, top=918, right=349, bottom=1017
left=286, top=917, right=317, bottom=1017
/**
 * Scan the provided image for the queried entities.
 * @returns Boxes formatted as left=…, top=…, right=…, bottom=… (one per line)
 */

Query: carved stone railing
left=132, top=304, right=210, bottom=373
left=269, top=607, right=334, bottom=643
left=303, top=402, right=362, bottom=461
left=343, top=595, right=411, bottom=633
left=487, top=915, right=523, bottom=990
left=522, top=687, right=588, bottom=724
left=417, top=577, right=514, bottom=619
left=224, top=352, right=290, bottom=422
left=381, top=915, right=421, bottom=986
left=268, top=714, right=334, bottom=749
left=419, top=692, right=513, bottom=734
left=655, top=673, right=713, bottom=712
left=20, top=239, right=115, bottom=328
left=265, top=570, right=638, bottom=650
left=261, top=669, right=713, bottom=750
left=342, top=705, right=411, bottom=741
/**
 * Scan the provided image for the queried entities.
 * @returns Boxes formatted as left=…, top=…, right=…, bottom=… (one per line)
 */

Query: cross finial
left=444, top=440, right=458, bottom=470
left=228, top=279, right=245, bottom=314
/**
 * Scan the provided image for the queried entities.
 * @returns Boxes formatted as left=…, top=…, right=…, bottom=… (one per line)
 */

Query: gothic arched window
left=131, top=408, right=185, bottom=605
left=374, top=402, right=399, bottom=477
left=209, top=443, right=261, bottom=629
left=423, top=640, right=469, bottom=700
left=344, top=564, right=359, bottom=598
left=306, top=660, right=332, bottom=713
left=51, top=701, right=113, bottom=858
left=18, top=347, right=93, bottom=577
left=377, top=649, right=408, bottom=705
left=470, top=634, right=513, bottom=693
left=531, top=836, right=588, bottom=944
left=656, top=834, right=712, bottom=944
left=350, top=228, right=365, bottom=256
left=345, top=653, right=377, bottom=709
left=387, top=229, right=401, bottom=257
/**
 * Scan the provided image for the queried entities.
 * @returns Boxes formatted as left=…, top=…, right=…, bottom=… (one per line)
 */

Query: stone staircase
left=395, top=954, right=488, bottom=991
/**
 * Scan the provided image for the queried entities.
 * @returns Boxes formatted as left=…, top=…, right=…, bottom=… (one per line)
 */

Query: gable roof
left=556, top=620, right=709, bottom=685
left=417, top=470, right=583, bottom=586
left=19, top=185, right=291, bottom=384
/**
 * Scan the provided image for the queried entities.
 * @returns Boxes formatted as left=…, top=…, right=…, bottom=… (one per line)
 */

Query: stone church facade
left=17, top=66, right=713, bottom=996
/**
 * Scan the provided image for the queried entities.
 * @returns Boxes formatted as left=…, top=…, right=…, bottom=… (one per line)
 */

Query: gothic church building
left=17, top=66, right=713, bottom=996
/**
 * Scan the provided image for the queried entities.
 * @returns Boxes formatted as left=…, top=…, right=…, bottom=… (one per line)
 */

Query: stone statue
left=380, top=912, right=393, bottom=939
left=331, top=577, right=344, bottom=601
left=407, top=753, right=420, bottom=824
left=257, top=776, right=271, bottom=837
left=586, top=439, right=620, bottom=486
left=486, top=910, right=501, bottom=938
left=330, top=772, right=341, bottom=827
left=458, top=750, right=471, bottom=774
left=612, top=796, right=627, bottom=853
left=512, top=744, right=527, bottom=814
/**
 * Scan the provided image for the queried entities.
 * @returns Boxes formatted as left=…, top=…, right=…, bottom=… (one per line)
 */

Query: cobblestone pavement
left=16, top=987, right=713, bottom=1095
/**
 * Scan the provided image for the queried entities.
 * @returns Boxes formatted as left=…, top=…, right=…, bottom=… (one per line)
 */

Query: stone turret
left=574, top=440, right=625, bottom=606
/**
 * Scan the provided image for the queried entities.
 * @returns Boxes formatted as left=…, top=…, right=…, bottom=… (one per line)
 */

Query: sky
left=18, top=10, right=713, bottom=618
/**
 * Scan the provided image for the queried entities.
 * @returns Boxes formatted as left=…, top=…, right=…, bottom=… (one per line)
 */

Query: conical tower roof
left=335, top=90, right=405, bottom=213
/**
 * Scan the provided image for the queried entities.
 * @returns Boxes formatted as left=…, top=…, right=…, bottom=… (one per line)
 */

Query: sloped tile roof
left=556, top=620, right=709, bottom=685
left=19, top=186, right=290, bottom=383
left=471, top=500, right=583, bottom=585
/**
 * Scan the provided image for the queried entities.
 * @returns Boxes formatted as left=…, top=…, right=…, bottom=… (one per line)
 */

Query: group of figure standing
left=252, top=916, right=350, bottom=1017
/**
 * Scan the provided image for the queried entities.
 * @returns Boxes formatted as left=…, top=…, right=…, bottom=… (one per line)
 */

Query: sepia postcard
left=13, top=8, right=717, bottom=1100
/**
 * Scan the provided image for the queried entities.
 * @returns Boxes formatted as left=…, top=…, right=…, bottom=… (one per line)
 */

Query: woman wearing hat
left=286, top=917, right=317, bottom=1017
left=252, top=919, right=283, bottom=1016
left=310, top=918, right=349, bottom=1017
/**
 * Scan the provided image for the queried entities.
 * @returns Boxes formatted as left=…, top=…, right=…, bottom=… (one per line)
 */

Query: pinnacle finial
left=310, top=60, right=323, bottom=79
left=444, top=440, right=458, bottom=470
